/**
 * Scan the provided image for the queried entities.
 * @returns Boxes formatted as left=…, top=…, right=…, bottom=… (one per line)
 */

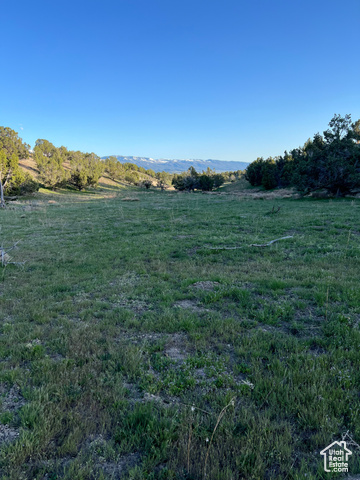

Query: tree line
left=245, top=114, right=360, bottom=196
left=171, top=166, right=242, bottom=192
left=0, top=127, right=244, bottom=202
left=0, top=128, right=176, bottom=199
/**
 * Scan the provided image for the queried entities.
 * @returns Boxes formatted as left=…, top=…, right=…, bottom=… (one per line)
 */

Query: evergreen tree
left=84, top=153, right=104, bottom=187
left=0, top=127, right=30, bottom=159
left=69, top=152, right=104, bottom=190
left=291, top=115, right=360, bottom=196
left=105, top=156, right=123, bottom=181
left=34, top=139, right=68, bottom=188
left=213, top=173, right=225, bottom=188
left=261, top=159, right=277, bottom=190
left=198, top=174, right=214, bottom=191
left=245, top=158, right=265, bottom=186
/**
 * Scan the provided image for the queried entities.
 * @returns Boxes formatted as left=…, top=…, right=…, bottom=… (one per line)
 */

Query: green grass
left=0, top=190, right=360, bottom=479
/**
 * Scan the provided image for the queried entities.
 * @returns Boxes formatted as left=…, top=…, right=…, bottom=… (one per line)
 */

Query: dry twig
left=265, top=205, right=281, bottom=215
left=250, top=235, right=293, bottom=247
left=0, top=241, right=25, bottom=267
left=342, top=431, right=360, bottom=450
left=203, top=397, right=235, bottom=479
left=204, top=246, right=243, bottom=251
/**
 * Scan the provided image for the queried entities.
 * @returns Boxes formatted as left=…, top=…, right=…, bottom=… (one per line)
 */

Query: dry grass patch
left=121, top=197, right=140, bottom=202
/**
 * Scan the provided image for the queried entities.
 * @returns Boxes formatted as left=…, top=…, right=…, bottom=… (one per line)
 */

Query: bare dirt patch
left=191, top=281, right=220, bottom=291
left=142, top=392, right=178, bottom=408
left=0, top=424, right=20, bottom=446
left=164, top=333, right=188, bottom=362
left=165, top=347, right=185, bottom=361
left=85, top=435, right=141, bottom=477
left=109, top=272, right=146, bottom=288
left=0, top=384, right=26, bottom=412
left=95, top=452, right=141, bottom=478
left=173, top=299, right=210, bottom=312
left=111, top=296, right=149, bottom=314
left=18, top=157, right=40, bottom=179
left=0, top=384, right=25, bottom=446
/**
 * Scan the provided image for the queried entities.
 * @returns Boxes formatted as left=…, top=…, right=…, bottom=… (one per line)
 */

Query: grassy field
left=0, top=187, right=360, bottom=479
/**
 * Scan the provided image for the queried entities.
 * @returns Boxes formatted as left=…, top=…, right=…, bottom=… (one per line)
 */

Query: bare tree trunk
left=0, top=173, right=6, bottom=208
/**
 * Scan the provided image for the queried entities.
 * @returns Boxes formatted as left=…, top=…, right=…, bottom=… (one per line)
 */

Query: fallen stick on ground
left=250, top=235, right=293, bottom=247
left=1, top=241, right=25, bottom=266
left=265, top=206, right=281, bottom=216
left=204, top=246, right=243, bottom=250
left=1, top=240, right=21, bottom=253
left=201, top=235, right=294, bottom=251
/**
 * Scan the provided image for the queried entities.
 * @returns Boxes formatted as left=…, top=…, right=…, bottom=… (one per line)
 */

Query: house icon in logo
left=320, top=441, right=352, bottom=473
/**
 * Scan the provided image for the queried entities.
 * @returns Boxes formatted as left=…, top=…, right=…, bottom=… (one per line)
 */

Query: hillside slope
left=18, top=157, right=162, bottom=190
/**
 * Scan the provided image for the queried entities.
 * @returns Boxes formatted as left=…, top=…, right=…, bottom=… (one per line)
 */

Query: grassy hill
left=0, top=188, right=359, bottom=479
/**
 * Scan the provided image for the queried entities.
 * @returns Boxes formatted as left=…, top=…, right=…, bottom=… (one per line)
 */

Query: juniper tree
left=34, top=139, right=68, bottom=189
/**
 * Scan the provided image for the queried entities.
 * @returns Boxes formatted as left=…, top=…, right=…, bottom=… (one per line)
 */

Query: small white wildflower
left=206, top=437, right=209, bottom=442
left=191, top=406, right=195, bottom=412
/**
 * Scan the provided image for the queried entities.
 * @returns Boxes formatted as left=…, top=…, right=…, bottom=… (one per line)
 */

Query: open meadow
left=0, top=187, right=360, bottom=479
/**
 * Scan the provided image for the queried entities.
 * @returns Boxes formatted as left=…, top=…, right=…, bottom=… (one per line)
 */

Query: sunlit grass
left=0, top=190, right=359, bottom=479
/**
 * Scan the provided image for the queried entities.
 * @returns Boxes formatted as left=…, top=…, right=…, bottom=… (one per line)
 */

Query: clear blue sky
left=1, top=0, right=359, bottom=162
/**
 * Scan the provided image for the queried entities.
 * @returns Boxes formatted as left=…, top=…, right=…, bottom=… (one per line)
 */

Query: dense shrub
left=172, top=167, right=234, bottom=192
left=124, top=172, right=139, bottom=185
left=245, top=157, right=265, bottom=186
left=261, top=160, right=277, bottom=190
left=20, top=175, right=40, bottom=195
left=141, top=180, right=152, bottom=189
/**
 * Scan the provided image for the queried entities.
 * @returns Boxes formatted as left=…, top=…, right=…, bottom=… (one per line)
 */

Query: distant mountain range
left=101, top=156, right=249, bottom=174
